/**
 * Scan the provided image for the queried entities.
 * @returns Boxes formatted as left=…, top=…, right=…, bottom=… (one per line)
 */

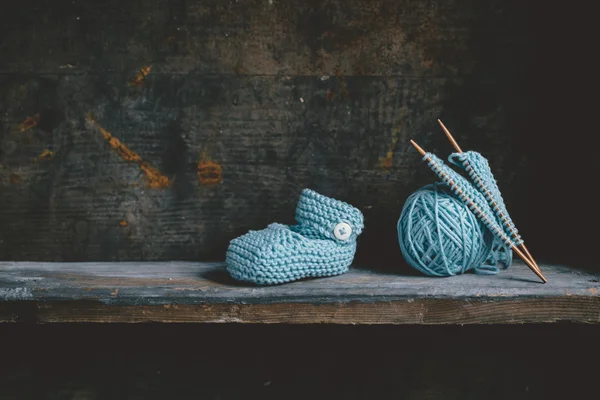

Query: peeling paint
left=197, top=154, right=223, bottom=185
left=88, top=114, right=170, bottom=188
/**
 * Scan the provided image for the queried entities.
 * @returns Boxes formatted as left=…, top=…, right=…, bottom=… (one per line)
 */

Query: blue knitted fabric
left=398, top=183, right=511, bottom=276
left=449, top=151, right=523, bottom=246
left=226, top=189, right=364, bottom=285
left=422, top=153, right=513, bottom=247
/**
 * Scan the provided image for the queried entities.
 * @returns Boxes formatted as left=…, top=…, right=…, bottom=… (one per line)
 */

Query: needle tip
left=409, top=140, right=426, bottom=157
left=437, top=119, right=463, bottom=153
left=534, top=268, right=548, bottom=283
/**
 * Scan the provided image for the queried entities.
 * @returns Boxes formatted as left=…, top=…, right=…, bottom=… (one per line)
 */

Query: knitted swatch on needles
left=423, top=153, right=515, bottom=249
left=449, top=151, right=523, bottom=245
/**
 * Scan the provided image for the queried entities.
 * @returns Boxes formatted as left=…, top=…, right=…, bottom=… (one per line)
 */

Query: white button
left=333, top=222, right=352, bottom=240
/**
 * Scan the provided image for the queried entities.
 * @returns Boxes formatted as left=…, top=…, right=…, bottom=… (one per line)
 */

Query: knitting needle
left=436, top=119, right=542, bottom=274
left=411, top=139, right=546, bottom=283
left=436, top=119, right=541, bottom=272
left=410, top=140, right=547, bottom=283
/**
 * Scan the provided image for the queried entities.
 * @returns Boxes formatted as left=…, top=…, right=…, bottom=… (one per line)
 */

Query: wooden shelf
left=1, top=261, right=599, bottom=324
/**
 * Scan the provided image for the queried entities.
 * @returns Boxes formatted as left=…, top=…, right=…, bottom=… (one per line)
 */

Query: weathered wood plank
left=0, top=0, right=539, bottom=263
left=0, top=0, right=488, bottom=76
left=1, top=261, right=598, bottom=324
left=2, top=297, right=600, bottom=325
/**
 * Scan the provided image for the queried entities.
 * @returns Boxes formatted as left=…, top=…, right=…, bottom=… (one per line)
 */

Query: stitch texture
left=226, top=189, right=364, bottom=285
left=449, top=151, right=523, bottom=245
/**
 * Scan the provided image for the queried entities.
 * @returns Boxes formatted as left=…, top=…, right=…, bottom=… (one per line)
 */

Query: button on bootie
left=226, top=189, right=364, bottom=285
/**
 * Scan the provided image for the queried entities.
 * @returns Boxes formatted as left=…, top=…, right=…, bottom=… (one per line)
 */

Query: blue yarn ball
left=397, top=183, right=496, bottom=277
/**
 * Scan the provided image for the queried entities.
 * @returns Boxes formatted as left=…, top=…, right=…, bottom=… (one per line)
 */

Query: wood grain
left=0, top=0, right=538, bottom=264
left=1, top=261, right=598, bottom=324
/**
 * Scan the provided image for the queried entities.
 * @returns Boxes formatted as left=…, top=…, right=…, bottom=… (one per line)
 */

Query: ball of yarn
left=397, top=183, right=496, bottom=277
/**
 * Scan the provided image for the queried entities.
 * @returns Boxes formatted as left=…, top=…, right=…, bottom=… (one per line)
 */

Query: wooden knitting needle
left=410, top=139, right=547, bottom=283
left=437, top=119, right=542, bottom=273
left=437, top=119, right=540, bottom=272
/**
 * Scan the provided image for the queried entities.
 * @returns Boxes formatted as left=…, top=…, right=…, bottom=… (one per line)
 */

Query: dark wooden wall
left=0, top=0, right=596, bottom=266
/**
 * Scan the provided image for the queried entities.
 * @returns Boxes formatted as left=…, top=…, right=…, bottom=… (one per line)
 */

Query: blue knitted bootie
left=226, top=189, right=364, bottom=285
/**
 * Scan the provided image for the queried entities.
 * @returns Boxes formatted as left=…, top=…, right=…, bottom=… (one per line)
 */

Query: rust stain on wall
left=88, top=114, right=170, bottom=188
left=139, top=162, right=170, bottom=188
left=197, top=154, right=222, bottom=185
left=325, top=89, right=336, bottom=101
left=9, top=173, right=22, bottom=184
left=129, top=65, right=152, bottom=87
left=334, top=67, right=350, bottom=100
left=18, top=113, right=40, bottom=132
left=323, top=67, right=350, bottom=101
left=379, top=137, right=398, bottom=170
left=37, top=149, right=54, bottom=161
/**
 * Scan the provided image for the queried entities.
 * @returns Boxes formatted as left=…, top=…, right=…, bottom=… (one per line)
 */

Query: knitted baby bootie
left=226, top=189, right=364, bottom=285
